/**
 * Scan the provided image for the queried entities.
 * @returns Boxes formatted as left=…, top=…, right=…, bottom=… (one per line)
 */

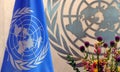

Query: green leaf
left=92, top=54, right=94, bottom=60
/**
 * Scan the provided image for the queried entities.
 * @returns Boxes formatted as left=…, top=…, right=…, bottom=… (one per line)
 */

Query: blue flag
left=1, top=0, right=54, bottom=72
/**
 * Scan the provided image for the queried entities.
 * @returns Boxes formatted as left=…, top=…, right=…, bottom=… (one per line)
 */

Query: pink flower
left=104, top=53, right=108, bottom=57
left=94, top=48, right=101, bottom=54
left=94, top=43, right=98, bottom=49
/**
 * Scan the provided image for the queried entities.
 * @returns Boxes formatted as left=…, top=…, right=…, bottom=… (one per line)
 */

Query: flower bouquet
left=67, top=36, right=120, bottom=72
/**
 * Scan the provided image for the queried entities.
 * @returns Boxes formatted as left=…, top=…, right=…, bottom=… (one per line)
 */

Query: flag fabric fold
left=1, top=0, right=54, bottom=72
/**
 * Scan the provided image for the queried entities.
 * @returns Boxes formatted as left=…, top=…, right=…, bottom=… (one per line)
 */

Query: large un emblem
left=7, top=8, right=48, bottom=70
left=47, top=0, right=120, bottom=60
left=61, top=0, right=120, bottom=49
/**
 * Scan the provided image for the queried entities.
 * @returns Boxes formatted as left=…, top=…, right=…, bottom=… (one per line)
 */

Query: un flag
left=1, top=0, right=54, bottom=72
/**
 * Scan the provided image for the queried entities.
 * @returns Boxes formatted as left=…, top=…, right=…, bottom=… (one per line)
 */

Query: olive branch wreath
left=8, top=7, right=49, bottom=70
left=45, top=0, right=81, bottom=61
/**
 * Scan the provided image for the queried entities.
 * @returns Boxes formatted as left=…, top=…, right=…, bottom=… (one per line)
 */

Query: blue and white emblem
left=7, top=7, right=49, bottom=70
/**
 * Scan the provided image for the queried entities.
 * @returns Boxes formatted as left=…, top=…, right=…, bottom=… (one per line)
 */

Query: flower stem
left=97, top=54, right=100, bottom=72
left=115, top=61, right=118, bottom=72
left=87, top=48, right=91, bottom=60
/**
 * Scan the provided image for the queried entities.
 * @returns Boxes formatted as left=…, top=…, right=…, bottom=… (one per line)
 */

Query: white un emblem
left=7, top=8, right=48, bottom=70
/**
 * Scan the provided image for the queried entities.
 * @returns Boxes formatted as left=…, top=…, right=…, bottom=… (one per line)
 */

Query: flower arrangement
left=67, top=36, right=120, bottom=72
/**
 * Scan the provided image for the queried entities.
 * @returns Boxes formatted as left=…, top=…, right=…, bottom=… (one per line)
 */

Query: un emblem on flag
left=7, top=7, right=48, bottom=70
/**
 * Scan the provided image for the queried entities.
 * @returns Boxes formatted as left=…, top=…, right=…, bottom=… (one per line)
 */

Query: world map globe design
left=61, top=0, right=120, bottom=49
left=7, top=15, right=45, bottom=61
